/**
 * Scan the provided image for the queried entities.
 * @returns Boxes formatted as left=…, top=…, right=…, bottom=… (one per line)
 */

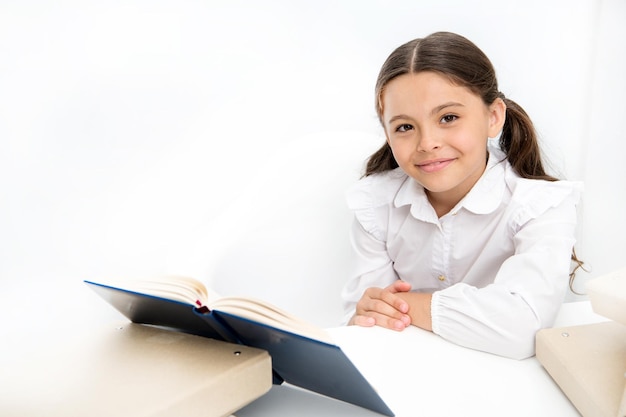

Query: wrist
left=398, top=292, right=433, bottom=331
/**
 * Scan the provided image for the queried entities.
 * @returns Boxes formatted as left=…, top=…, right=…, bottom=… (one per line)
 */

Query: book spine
left=193, top=307, right=242, bottom=345
left=195, top=309, right=285, bottom=385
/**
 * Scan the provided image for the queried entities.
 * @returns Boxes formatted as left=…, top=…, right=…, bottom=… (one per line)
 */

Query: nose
left=416, top=128, right=441, bottom=152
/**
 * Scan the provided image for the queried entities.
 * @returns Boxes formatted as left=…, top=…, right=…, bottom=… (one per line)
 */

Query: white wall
left=1, top=0, right=624, bottom=326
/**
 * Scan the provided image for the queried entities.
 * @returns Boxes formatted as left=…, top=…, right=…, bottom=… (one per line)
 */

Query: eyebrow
left=431, top=101, right=464, bottom=115
left=387, top=101, right=465, bottom=125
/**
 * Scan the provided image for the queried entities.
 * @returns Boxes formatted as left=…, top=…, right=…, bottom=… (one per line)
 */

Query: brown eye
left=396, top=123, right=414, bottom=132
left=440, top=114, right=458, bottom=124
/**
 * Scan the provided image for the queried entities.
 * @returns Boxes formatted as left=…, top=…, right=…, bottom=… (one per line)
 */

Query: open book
left=85, top=276, right=394, bottom=416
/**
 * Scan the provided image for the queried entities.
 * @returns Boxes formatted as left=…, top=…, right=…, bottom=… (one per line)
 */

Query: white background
left=1, top=0, right=624, bottom=327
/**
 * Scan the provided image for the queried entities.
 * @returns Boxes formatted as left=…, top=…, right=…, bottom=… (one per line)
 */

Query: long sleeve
left=341, top=169, right=411, bottom=324
left=431, top=190, right=579, bottom=359
left=341, top=219, right=398, bottom=324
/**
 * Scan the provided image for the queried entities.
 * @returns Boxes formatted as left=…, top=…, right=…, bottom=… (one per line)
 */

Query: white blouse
left=342, top=144, right=582, bottom=359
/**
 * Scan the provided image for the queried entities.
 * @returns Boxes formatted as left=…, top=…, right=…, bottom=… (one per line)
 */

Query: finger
left=358, top=287, right=410, bottom=319
left=358, top=288, right=404, bottom=317
left=377, top=313, right=409, bottom=331
left=350, top=314, right=376, bottom=327
left=357, top=297, right=411, bottom=328
left=388, top=280, right=412, bottom=293
left=378, top=289, right=410, bottom=314
left=352, top=312, right=407, bottom=331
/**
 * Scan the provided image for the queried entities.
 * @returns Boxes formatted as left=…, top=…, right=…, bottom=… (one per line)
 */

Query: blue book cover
left=85, top=279, right=394, bottom=416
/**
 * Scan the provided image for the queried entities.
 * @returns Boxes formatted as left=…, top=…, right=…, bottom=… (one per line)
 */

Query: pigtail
left=499, top=95, right=584, bottom=281
left=364, top=142, right=398, bottom=177
left=498, top=95, right=556, bottom=182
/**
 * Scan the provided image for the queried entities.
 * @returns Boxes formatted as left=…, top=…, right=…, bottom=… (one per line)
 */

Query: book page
left=210, top=296, right=334, bottom=344
left=91, top=275, right=333, bottom=344
left=99, top=275, right=213, bottom=308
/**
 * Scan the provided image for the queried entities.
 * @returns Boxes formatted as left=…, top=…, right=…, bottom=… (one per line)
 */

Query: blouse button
left=438, top=275, right=446, bottom=281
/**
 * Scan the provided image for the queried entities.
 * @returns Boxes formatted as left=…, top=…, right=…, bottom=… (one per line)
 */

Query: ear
left=487, top=98, right=506, bottom=138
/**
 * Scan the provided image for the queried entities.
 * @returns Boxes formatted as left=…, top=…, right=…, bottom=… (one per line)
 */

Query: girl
left=342, top=32, right=582, bottom=360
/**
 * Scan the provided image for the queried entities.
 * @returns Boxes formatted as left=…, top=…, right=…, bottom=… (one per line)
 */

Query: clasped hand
left=349, top=280, right=433, bottom=332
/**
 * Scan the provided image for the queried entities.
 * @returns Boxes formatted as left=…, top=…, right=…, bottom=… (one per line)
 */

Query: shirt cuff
left=430, top=291, right=442, bottom=335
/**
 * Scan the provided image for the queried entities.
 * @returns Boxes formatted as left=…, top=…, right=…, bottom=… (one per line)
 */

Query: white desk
left=236, top=301, right=607, bottom=417
left=0, top=279, right=606, bottom=417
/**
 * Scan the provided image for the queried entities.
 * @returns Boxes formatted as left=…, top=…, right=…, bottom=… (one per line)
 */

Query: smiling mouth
left=416, top=159, right=455, bottom=173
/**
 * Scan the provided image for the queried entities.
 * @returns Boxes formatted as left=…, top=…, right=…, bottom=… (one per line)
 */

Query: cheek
left=455, top=124, right=489, bottom=150
left=387, top=139, right=413, bottom=163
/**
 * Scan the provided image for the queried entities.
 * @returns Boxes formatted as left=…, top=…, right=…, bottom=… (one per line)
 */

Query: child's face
left=382, top=71, right=504, bottom=208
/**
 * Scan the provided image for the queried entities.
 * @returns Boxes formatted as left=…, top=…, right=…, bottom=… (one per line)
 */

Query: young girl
left=342, top=32, right=582, bottom=360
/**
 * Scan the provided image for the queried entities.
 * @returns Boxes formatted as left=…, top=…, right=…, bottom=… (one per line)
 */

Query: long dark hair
left=366, top=31, right=583, bottom=284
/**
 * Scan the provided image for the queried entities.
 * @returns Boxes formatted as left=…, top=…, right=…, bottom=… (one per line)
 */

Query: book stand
left=537, top=268, right=626, bottom=417
left=3, top=321, right=272, bottom=417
